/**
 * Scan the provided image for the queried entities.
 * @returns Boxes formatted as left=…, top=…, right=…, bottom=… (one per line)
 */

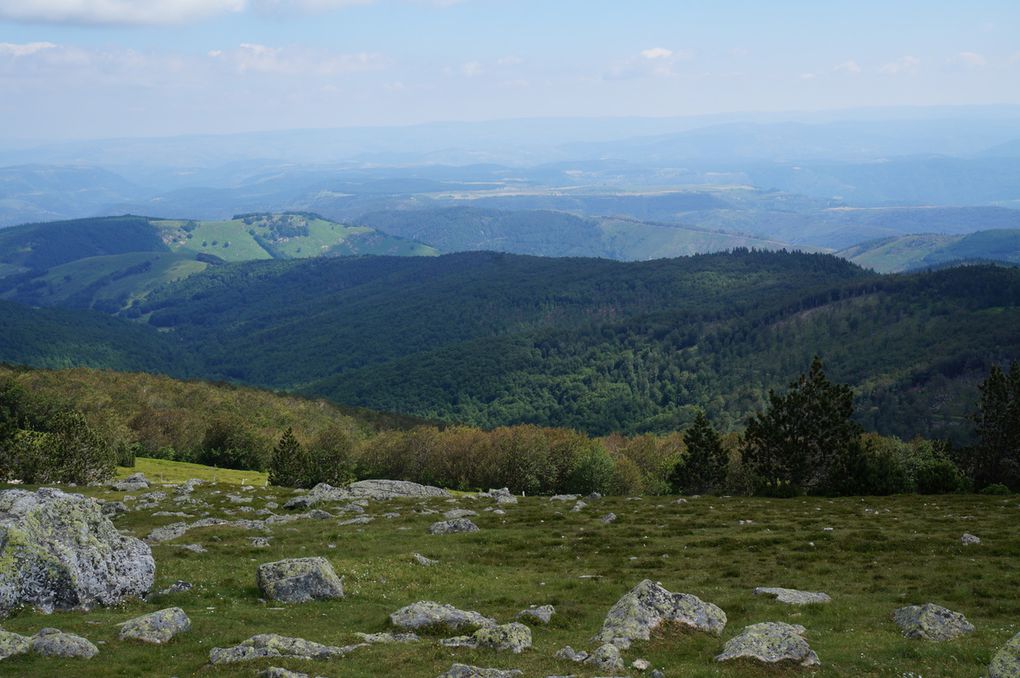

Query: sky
left=1, top=0, right=1019, bottom=140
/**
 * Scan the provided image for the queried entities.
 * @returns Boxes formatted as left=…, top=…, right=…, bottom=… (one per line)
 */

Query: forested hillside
left=838, top=229, right=1020, bottom=273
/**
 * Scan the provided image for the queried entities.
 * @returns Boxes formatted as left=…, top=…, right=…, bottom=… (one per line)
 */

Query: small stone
left=30, top=628, right=99, bottom=658
left=257, top=557, right=345, bottom=603
left=118, top=607, right=191, bottom=644
left=155, top=580, right=193, bottom=596
left=571, top=501, right=587, bottom=512
left=112, top=473, right=149, bottom=492
left=414, top=553, right=438, bottom=566
left=250, top=537, right=272, bottom=548
left=753, top=587, right=832, bottom=605
left=715, top=621, right=819, bottom=666
left=429, top=518, right=479, bottom=535
left=555, top=645, right=589, bottom=662
left=258, top=666, right=311, bottom=678
left=339, top=515, right=373, bottom=526
left=893, top=603, right=975, bottom=641
left=436, top=664, right=522, bottom=678
left=444, top=509, right=478, bottom=520
left=355, top=632, right=419, bottom=644
left=549, top=494, right=579, bottom=502
left=179, top=543, right=206, bottom=554
left=516, top=604, right=555, bottom=624
left=600, top=513, right=617, bottom=524
left=632, top=657, right=651, bottom=671
left=586, top=642, right=624, bottom=671
left=961, top=533, right=981, bottom=545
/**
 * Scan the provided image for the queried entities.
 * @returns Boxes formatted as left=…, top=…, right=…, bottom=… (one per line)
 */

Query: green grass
left=117, top=457, right=268, bottom=486
left=170, top=220, right=275, bottom=262
left=1, top=477, right=1017, bottom=677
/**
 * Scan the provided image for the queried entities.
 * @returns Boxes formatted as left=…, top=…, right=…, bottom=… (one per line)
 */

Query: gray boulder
left=111, top=473, right=149, bottom=492
left=209, top=634, right=363, bottom=664
left=118, top=607, right=191, bottom=644
left=443, top=509, right=478, bottom=520
left=257, top=557, right=345, bottom=603
left=258, top=669, right=314, bottom=678
left=961, top=533, right=981, bottom=545
left=586, top=642, right=625, bottom=671
left=594, top=579, right=726, bottom=648
left=287, top=480, right=450, bottom=509
left=390, top=601, right=497, bottom=631
left=429, top=518, right=479, bottom=535
left=554, top=645, right=589, bottom=662
left=0, top=488, right=154, bottom=617
left=549, top=494, right=579, bottom=502
left=30, top=628, right=99, bottom=658
left=601, top=512, right=617, bottom=524
left=716, top=622, right=820, bottom=666
left=414, top=553, right=438, bottom=566
left=355, top=631, right=420, bottom=644
left=753, top=587, right=832, bottom=605
left=437, top=663, right=522, bottom=678
left=516, top=604, right=555, bottom=624
left=0, top=628, right=30, bottom=659
left=482, top=488, right=518, bottom=505
left=893, top=603, right=975, bottom=641
left=990, top=631, right=1020, bottom=678
left=441, top=622, right=532, bottom=654
left=146, top=522, right=189, bottom=544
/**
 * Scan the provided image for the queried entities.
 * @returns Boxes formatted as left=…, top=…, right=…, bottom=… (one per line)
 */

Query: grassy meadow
left=2, top=462, right=1018, bottom=676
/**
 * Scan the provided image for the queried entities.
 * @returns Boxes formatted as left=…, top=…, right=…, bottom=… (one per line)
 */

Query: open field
left=2, top=464, right=1018, bottom=677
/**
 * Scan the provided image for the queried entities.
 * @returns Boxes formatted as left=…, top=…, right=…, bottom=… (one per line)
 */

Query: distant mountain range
left=838, top=230, right=1020, bottom=273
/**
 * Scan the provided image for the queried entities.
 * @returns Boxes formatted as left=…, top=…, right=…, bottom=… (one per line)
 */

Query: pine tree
left=741, top=356, right=861, bottom=495
left=670, top=410, right=727, bottom=494
left=269, top=427, right=310, bottom=488
left=972, top=361, right=1020, bottom=490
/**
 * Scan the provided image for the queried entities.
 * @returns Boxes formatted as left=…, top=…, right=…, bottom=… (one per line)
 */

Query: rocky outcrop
left=480, top=488, right=517, bottom=505
left=118, top=607, right=191, bottom=644
left=715, top=622, right=820, bottom=667
left=428, top=519, right=479, bottom=535
left=111, top=473, right=149, bottom=492
left=516, top=604, right=555, bottom=624
left=893, top=603, right=975, bottom=641
left=286, top=480, right=450, bottom=509
left=390, top=601, right=496, bottom=631
left=441, top=622, right=532, bottom=654
left=208, top=634, right=364, bottom=664
left=437, top=664, right=522, bottom=678
left=0, top=628, right=30, bottom=659
left=594, top=579, right=726, bottom=648
left=30, top=628, right=99, bottom=658
left=0, top=488, right=154, bottom=617
left=989, top=631, right=1020, bottom=678
left=256, top=557, right=345, bottom=603
left=753, top=587, right=832, bottom=605
left=355, top=632, right=419, bottom=644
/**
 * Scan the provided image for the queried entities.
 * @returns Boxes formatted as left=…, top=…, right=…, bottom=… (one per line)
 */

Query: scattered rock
left=715, top=622, right=820, bottom=667
left=0, top=488, right=154, bottom=617
left=0, top=628, right=30, bottom=659
left=632, top=657, right=652, bottom=671
left=549, top=494, right=579, bottom=502
left=414, top=553, right=438, bottom=566
left=250, top=537, right=272, bottom=548
left=30, top=628, right=99, bottom=658
left=179, top=543, right=207, bottom=554
left=307, top=509, right=332, bottom=520
left=586, top=642, right=624, bottom=671
left=355, top=632, right=420, bottom=644
left=287, top=480, right=450, bottom=509
left=441, top=622, right=532, bottom=654
left=437, top=664, right=522, bottom=678
left=339, top=515, right=374, bottom=526
left=429, top=518, right=479, bottom=535
left=257, top=557, right=345, bottom=603
left=571, top=501, right=587, bottom=512
left=258, top=668, right=316, bottom=678
left=989, top=631, right=1020, bottom=678
left=390, top=601, right=497, bottom=631
left=482, top=488, right=518, bottom=505
left=111, top=473, right=149, bottom=492
left=961, top=533, right=981, bottom=545
left=154, top=580, right=193, bottom=596
left=893, top=603, right=975, bottom=641
left=118, top=607, right=191, bottom=644
left=209, top=634, right=363, bottom=664
left=601, top=513, right=617, bottom=524
left=444, top=509, right=478, bottom=520
left=146, top=522, right=189, bottom=544
left=753, top=587, right=832, bottom=605
left=101, top=500, right=128, bottom=517
left=516, top=604, right=555, bottom=624
left=555, top=645, right=589, bottom=662
left=594, top=579, right=727, bottom=649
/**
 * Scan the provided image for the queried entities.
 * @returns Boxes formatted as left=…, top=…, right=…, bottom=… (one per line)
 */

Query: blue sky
left=1, top=0, right=1019, bottom=140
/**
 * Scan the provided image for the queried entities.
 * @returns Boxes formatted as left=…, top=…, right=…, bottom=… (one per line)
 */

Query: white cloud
left=496, top=56, right=523, bottom=67
left=834, top=59, right=862, bottom=75
left=640, top=47, right=673, bottom=60
left=879, top=55, right=920, bottom=75
left=223, top=42, right=385, bottom=75
left=954, top=51, right=987, bottom=67
left=0, top=0, right=244, bottom=25
left=460, top=61, right=483, bottom=77
left=0, top=42, right=57, bottom=57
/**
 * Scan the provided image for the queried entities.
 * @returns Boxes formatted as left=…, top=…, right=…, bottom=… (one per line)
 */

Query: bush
left=565, top=444, right=615, bottom=495
left=915, top=458, right=967, bottom=494
left=197, top=417, right=271, bottom=471
left=610, top=454, right=644, bottom=495
left=308, top=423, right=356, bottom=487
left=980, top=483, right=1011, bottom=495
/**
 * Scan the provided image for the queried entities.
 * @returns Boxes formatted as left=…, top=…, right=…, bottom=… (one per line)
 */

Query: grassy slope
left=838, top=229, right=1020, bottom=273
left=116, top=457, right=267, bottom=485
left=0, top=476, right=1016, bottom=677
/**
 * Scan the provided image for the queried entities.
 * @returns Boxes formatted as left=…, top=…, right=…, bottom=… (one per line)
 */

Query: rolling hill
left=838, top=229, right=1020, bottom=273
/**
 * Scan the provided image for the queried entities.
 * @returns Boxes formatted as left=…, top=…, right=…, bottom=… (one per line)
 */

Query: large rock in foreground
left=257, top=557, right=345, bottom=603
left=715, top=622, right=820, bottom=667
left=30, top=628, right=99, bottom=658
left=893, top=603, right=975, bottom=641
left=209, top=634, right=364, bottom=664
left=119, top=607, right=191, bottom=644
left=0, top=488, right=155, bottom=617
left=390, top=601, right=497, bottom=631
left=990, top=631, right=1020, bottom=678
left=594, top=579, right=726, bottom=649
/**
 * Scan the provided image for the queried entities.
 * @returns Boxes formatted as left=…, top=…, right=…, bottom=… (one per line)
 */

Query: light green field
left=166, top=220, right=275, bottom=262
left=598, top=218, right=797, bottom=260
left=1, top=471, right=1017, bottom=677
left=117, top=457, right=268, bottom=486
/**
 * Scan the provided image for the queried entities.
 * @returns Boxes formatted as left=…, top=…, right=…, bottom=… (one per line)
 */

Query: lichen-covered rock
left=482, top=488, right=518, bottom=505
left=111, top=473, right=149, bottom=492
left=0, top=488, right=154, bottom=617
left=893, top=603, right=975, bottom=641
left=516, top=604, right=555, bottom=624
left=989, top=631, right=1020, bottom=678
left=258, top=668, right=312, bottom=678
left=390, top=601, right=496, bottom=631
left=960, top=533, right=981, bottom=545
left=554, top=645, right=589, bottom=662
left=101, top=500, right=128, bottom=517
left=257, top=557, right=344, bottom=603
left=549, top=494, right=579, bottom=502
left=570, top=501, right=587, bottom=512
left=442, top=622, right=532, bottom=654
left=601, top=512, right=617, bottom=524
left=586, top=642, right=625, bottom=671
left=30, top=628, right=99, bottom=658
left=413, top=553, right=437, bottom=566
left=753, top=587, right=832, bottom=605
left=287, top=480, right=450, bottom=509
left=715, top=622, right=820, bottom=667
left=0, top=628, right=30, bottom=659
left=594, top=579, right=726, bottom=648
left=208, top=634, right=363, bottom=664
left=429, top=518, right=479, bottom=535
left=437, top=663, right=522, bottom=678
left=355, top=631, right=419, bottom=644
left=443, top=509, right=478, bottom=520
left=118, top=607, right=191, bottom=644
left=146, top=522, right=189, bottom=544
